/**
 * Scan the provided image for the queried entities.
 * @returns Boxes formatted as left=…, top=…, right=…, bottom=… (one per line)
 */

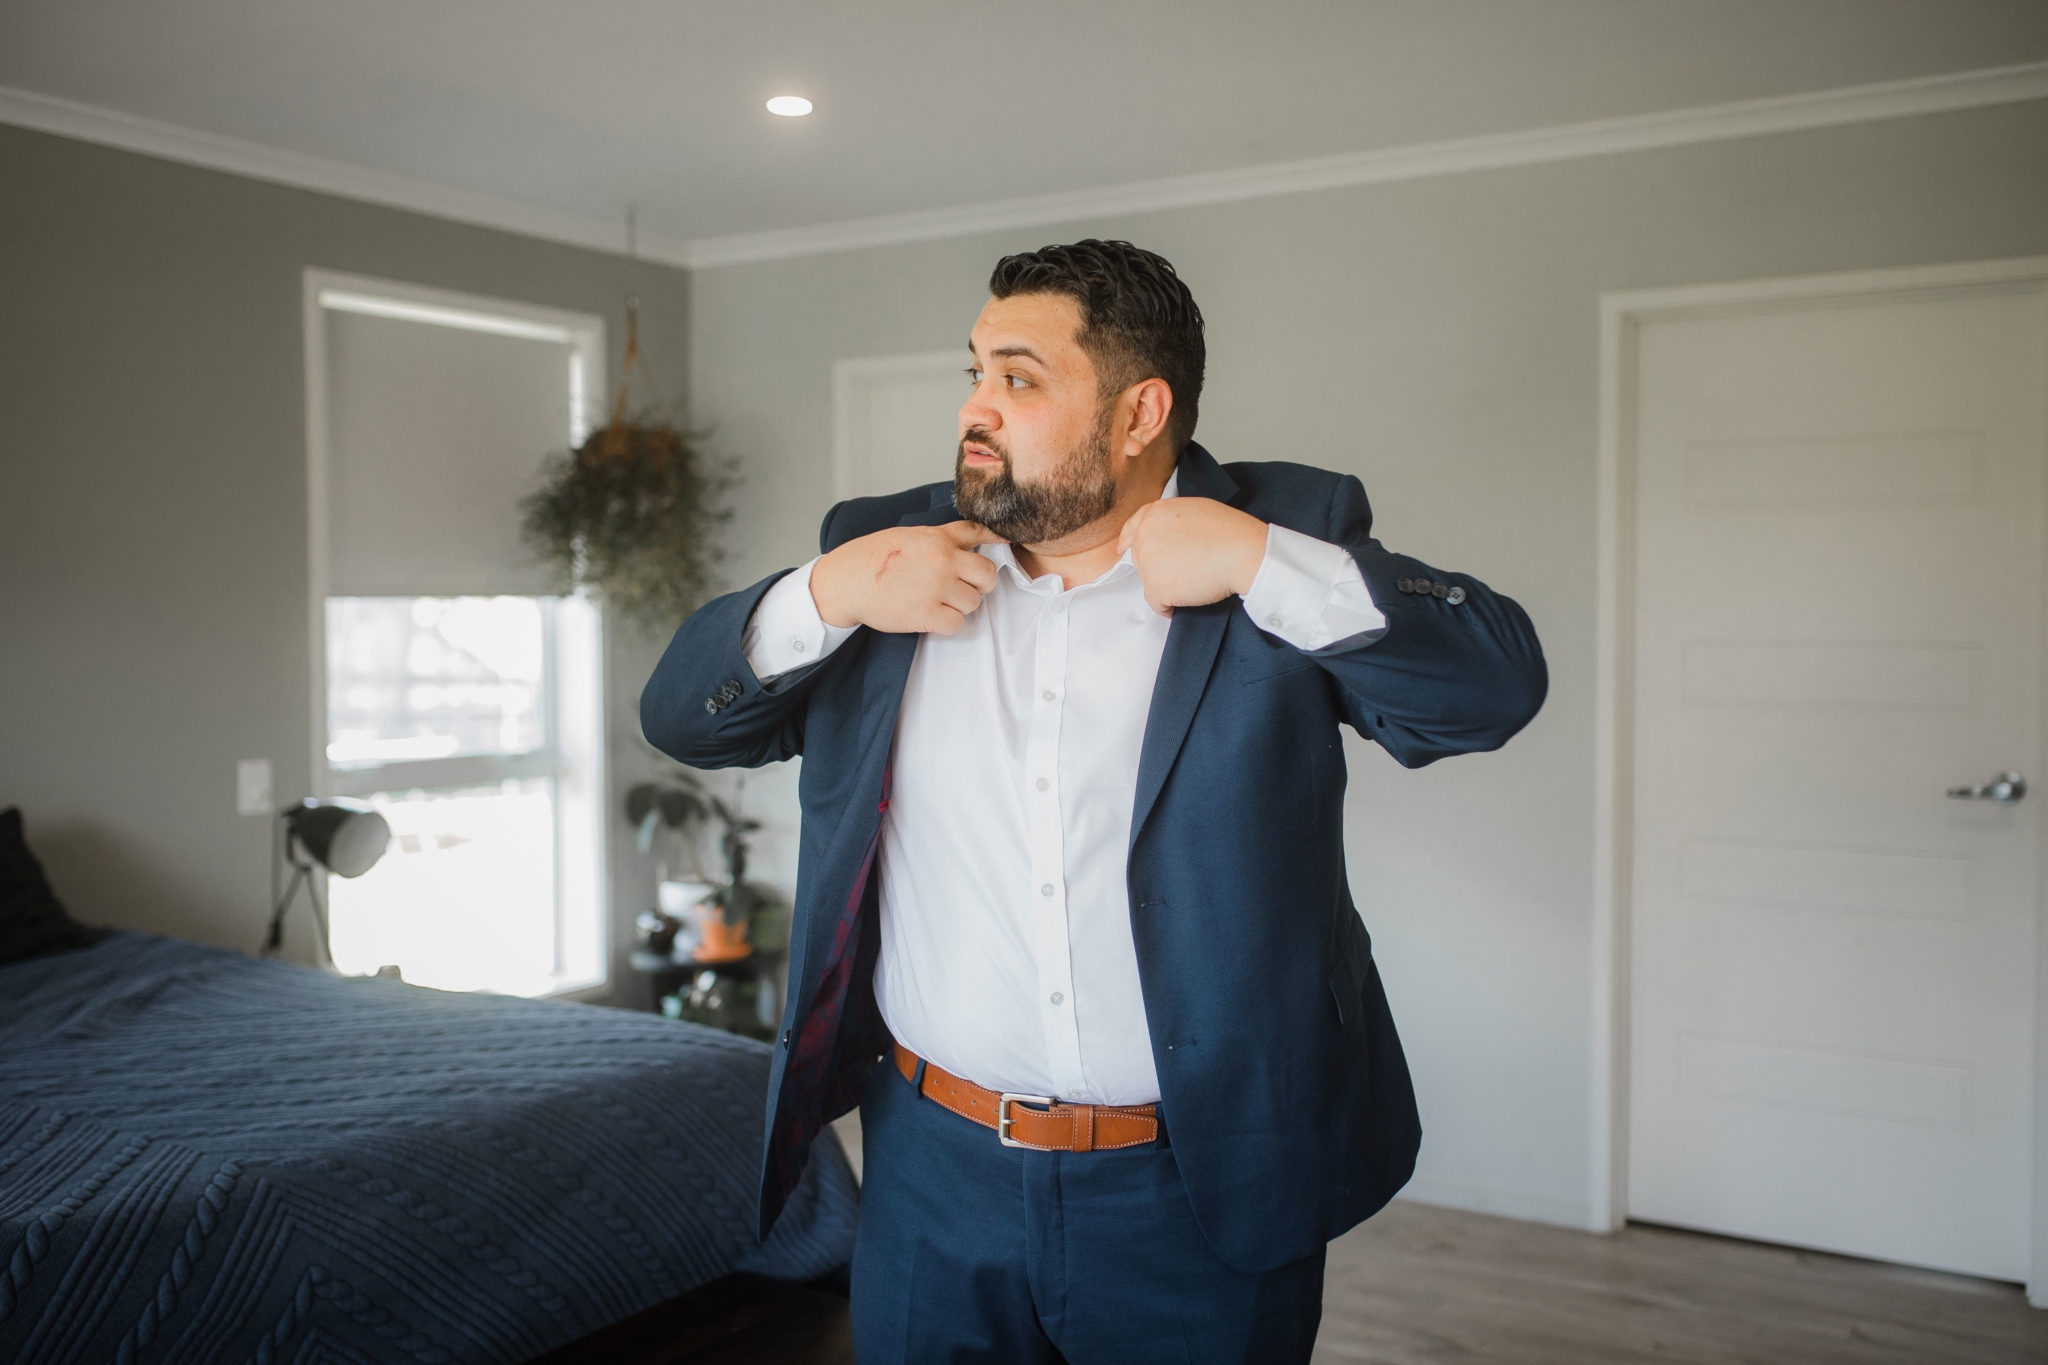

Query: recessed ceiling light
left=766, top=95, right=813, bottom=118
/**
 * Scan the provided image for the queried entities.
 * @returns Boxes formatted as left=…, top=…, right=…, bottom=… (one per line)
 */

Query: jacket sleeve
left=1304, top=472, right=1547, bottom=767
left=639, top=501, right=859, bottom=769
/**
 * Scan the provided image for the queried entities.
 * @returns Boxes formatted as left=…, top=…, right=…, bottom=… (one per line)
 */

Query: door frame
left=1590, top=254, right=2048, bottom=1303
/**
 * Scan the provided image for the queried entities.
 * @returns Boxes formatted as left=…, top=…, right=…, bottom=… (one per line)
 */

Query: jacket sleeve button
left=1396, top=577, right=1413, bottom=593
left=1431, top=582, right=1449, bottom=598
left=704, top=698, right=719, bottom=714
left=1446, top=586, right=1466, bottom=604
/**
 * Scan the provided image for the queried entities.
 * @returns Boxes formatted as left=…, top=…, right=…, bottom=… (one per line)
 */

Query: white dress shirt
left=742, top=470, right=1384, bottom=1104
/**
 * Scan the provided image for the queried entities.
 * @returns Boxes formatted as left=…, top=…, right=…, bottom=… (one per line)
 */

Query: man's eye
left=1005, top=373, right=1028, bottom=389
left=964, top=367, right=981, bottom=385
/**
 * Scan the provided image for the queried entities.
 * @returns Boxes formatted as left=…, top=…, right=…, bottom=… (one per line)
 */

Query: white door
left=1628, top=279, right=2048, bottom=1280
left=834, top=351, right=966, bottom=499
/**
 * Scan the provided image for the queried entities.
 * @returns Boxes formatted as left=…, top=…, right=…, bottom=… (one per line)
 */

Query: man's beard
left=953, top=407, right=1117, bottom=545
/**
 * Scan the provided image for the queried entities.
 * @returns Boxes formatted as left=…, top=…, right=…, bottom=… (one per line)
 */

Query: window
left=322, top=594, right=606, bottom=996
left=305, top=271, right=609, bottom=997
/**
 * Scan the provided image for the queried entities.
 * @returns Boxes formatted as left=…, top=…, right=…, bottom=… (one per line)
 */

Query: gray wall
left=682, top=99, right=2048, bottom=1223
left=0, top=123, right=692, bottom=1002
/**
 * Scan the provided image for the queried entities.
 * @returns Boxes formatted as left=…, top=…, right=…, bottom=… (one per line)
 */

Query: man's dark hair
left=988, top=239, right=1205, bottom=454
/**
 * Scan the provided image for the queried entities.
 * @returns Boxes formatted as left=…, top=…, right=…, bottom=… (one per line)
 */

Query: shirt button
left=1051, top=600, right=1065, bottom=613
left=1036, top=777, right=1049, bottom=791
left=1041, top=883, right=1055, bottom=897
left=1042, top=689, right=1056, bottom=702
left=1050, top=992, right=1064, bottom=1006
left=791, top=638, right=807, bottom=653
left=1271, top=615, right=1287, bottom=629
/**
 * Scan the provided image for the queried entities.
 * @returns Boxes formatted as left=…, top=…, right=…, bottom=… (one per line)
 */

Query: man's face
left=954, top=292, right=1118, bottom=546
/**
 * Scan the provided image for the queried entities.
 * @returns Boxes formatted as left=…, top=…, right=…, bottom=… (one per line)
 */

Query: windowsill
left=543, top=974, right=613, bottom=1003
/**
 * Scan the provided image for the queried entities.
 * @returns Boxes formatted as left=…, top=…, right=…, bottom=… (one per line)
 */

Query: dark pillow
left=0, top=806, right=107, bottom=965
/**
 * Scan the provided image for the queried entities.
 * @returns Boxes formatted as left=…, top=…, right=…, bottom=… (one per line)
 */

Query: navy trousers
left=849, top=1052, right=1326, bottom=1363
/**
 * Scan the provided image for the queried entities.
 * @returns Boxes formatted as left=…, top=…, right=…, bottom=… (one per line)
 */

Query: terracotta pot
left=692, top=910, right=751, bottom=963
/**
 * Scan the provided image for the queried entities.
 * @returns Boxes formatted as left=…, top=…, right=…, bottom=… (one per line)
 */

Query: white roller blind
left=325, top=307, right=579, bottom=597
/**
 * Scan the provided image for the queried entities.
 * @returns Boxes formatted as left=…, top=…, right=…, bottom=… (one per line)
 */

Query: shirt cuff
left=1240, top=523, right=1388, bottom=652
left=742, top=556, right=860, bottom=681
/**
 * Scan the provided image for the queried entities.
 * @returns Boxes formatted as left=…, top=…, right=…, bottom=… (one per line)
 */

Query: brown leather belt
left=892, top=1042, right=1160, bottom=1151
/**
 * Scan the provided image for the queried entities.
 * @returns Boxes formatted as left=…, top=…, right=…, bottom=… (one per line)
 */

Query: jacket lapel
left=873, top=443, right=1244, bottom=856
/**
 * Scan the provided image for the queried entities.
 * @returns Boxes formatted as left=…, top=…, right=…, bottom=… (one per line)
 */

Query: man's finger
left=958, top=554, right=999, bottom=593
left=944, top=520, right=1006, bottom=546
left=940, top=581, right=985, bottom=617
left=1116, top=509, right=1140, bottom=555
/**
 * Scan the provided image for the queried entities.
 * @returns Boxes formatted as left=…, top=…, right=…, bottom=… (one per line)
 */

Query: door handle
left=1945, top=771, right=2027, bottom=804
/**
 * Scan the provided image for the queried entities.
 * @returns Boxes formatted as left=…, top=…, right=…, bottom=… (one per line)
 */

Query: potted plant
left=625, top=768, right=715, bottom=958
left=626, top=769, right=785, bottom=962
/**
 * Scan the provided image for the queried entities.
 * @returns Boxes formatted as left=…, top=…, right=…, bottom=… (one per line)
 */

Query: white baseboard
left=1394, top=1178, right=1594, bottom=1231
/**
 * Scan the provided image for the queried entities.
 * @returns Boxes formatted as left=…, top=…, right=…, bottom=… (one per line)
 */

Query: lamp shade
left=285, top=802, right=391, bottom=878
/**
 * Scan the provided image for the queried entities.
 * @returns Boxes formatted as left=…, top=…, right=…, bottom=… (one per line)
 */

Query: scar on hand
left=876, top=549, right=901, bottom=582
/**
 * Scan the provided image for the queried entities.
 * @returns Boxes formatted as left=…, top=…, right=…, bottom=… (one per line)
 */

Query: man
left=641, top=239, right=1545, bottom=1362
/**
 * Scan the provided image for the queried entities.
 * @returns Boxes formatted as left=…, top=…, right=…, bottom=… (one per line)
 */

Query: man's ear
left=1116, top=377, right=1174, bottom=457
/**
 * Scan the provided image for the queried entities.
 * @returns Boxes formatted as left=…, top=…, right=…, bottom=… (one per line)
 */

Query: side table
left=630, top=946, right=786, bottom=1043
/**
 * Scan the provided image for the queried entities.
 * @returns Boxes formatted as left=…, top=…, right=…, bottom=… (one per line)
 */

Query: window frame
left=303, top=270, right=610, bottom=998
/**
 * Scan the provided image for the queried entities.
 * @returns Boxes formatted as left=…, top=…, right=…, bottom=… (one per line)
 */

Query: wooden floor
left=1317, top=1201, right=2047, bottom=1365
left=836, top=1114, right=2046, bottom=1363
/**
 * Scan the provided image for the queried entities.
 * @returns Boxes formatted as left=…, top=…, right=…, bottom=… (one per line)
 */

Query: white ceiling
left=4, top=1, right=2046, bottom=262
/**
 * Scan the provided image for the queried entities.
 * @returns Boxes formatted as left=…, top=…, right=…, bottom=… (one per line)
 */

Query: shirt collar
left=980, top=468, right=1179, bottom=594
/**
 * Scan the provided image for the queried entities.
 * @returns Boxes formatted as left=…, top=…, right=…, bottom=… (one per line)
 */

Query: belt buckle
left=996, top=1092, right=1054, bottom=1147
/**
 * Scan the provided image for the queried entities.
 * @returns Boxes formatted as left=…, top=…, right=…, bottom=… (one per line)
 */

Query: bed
left=0, top=929, right=858, bottom=1364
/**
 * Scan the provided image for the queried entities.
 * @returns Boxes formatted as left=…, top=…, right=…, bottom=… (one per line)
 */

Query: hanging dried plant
left=518, top=302, right=740, bottom=634
left=519, top=414, right=738, bottom=633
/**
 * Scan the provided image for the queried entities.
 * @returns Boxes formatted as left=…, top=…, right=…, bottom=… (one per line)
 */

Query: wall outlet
left=237, top=758, right=273, bottom=816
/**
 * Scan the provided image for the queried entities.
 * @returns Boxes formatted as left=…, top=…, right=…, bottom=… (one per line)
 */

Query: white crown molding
left=4, top=61, right=2045, bottom=273
left=0, top=83, right=698, bottom=269
left=683, top=60, right=2048, bottom=268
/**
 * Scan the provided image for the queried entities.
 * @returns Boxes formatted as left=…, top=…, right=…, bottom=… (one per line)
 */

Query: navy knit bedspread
left=0, top=931, right=858, bottom=1364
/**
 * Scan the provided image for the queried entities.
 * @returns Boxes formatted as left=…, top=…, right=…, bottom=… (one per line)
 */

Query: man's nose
left=959, top=388, right=1000, bottom=436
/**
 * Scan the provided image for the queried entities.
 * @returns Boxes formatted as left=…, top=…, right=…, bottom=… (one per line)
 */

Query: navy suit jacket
left=640, top=439, right=1546, bottom=1273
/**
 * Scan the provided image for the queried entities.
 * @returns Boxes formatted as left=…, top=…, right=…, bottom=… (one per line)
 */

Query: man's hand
left=1116, top=498, right=1269, bottom=618
left=810, top=520, right=1005, bottom=634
